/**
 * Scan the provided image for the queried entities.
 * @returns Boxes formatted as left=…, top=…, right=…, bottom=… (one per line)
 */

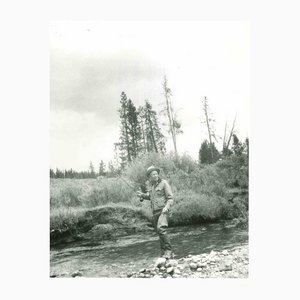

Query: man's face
left=149, top=170, right=159, bottom=183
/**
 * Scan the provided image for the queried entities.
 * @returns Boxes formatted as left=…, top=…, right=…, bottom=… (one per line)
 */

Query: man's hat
left=146, top=165, right=160, bottom=177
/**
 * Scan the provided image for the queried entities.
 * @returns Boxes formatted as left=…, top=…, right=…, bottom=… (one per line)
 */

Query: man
left=137, top=166, right=174, bottom=259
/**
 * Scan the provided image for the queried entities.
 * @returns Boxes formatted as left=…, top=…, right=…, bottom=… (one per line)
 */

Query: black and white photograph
left=2, top=1, right=300, bottom=299
left=50, top=21, right=250, bottom=278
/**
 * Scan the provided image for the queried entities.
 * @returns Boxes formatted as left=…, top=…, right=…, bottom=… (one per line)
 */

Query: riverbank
left=50, top=204, right=153, bottom=245
left=51, top=241, right=248, bottom=278
left=128, top=245, right=248, bottom=278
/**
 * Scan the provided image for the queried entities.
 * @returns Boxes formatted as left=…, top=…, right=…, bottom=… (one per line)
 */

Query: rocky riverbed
left=126, top=245, right=248, bottom=278
left=61, top=244, right=248, bottom=278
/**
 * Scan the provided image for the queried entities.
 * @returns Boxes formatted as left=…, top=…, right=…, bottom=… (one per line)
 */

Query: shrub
left=169, top=190, right=225, bottom=226
left=124, top=152, right=177, bottom=185
left=83, top=178, right=134, bottom=207
left=50, top=179, right=93, bottom=208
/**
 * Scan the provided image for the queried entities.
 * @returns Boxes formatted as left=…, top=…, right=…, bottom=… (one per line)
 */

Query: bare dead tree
left=223, top=121, right=228, bottom=151
left=162, top=76, right=182, bottom=155
left=202, top=96, right=218, bottom=160
left=226, top=115, right=237, bottom=150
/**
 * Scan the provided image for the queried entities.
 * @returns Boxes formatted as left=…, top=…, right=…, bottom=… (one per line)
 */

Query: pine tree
left=50, top=169, right=55, bottom=178
left=118, top=92, right=143, bottom=168
left=55, top=168, right=64, bottom=178
left=118, top=92, right=132, bottom=167
left=142, top=100, right=166, bottom=153
left=231, top=134, right=246, bottom=156
left=199, top=140, right=220, bottom=164
left=89, top=161, right=96, bottom=178
left=98, top=160, right=106, bottom=176
left=127, top=99, right=143, bottom=158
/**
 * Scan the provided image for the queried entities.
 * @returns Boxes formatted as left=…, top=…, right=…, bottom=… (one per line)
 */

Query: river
left=50, top=222, right=248, bottom=278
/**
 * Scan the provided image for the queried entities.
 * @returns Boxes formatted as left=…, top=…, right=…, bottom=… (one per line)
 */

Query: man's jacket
left=142, top=178, right=174, bottom=212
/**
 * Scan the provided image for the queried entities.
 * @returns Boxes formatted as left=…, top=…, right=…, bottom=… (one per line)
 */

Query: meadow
left=50, top=152, right=248, bottom=245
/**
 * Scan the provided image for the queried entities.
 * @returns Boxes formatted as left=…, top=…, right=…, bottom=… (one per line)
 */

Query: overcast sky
left=50, top=21, right=250, bottom=171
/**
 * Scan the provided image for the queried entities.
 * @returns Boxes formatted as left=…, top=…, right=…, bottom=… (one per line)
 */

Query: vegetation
left=50, top=77, right=249, bottom=244
left=50, top=144, right=248, bottom=244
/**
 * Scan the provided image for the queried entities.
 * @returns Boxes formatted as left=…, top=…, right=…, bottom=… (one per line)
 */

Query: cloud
left=50, top=48, right=165, bottom=124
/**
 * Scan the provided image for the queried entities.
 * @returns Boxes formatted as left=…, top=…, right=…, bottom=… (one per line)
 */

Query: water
left=50, top=222, right=248, bottom=277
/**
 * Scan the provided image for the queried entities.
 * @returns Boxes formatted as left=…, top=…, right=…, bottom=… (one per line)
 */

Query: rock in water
left=166, top=259, right=178, bottom=268
left=154, top=257, right=167, bottom=268
left=197, top=262, right=207, bottom=268
left=222, top=250, right=229, bottom=256
left=189, top=263, right=198, bottom=271
left=192, top=256, right=199, bottom=263
left=71, top=271, right=82, bottom=277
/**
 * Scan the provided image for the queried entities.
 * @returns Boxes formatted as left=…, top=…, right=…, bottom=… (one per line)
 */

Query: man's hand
left=136, top=191, right=143, bottom=197
left=162, top=207, right=169, bottom=214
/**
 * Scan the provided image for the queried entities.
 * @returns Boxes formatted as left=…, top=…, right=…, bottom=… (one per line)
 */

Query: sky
left=50, top=21, right=250, bottom=172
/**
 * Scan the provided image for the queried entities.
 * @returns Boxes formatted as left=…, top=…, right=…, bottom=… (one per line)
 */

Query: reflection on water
left=50, top=222, right=248, bottom=277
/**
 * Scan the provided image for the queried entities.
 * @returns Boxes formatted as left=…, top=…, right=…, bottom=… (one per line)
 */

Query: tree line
left=50, top=76, right=249, bottom=179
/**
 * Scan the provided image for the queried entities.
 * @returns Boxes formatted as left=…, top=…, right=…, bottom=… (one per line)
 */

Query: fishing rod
left=118, top=176, right=146, bottom=202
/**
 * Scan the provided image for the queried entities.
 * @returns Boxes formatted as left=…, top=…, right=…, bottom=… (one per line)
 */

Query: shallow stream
left=50, top=222, right=248, bottom=277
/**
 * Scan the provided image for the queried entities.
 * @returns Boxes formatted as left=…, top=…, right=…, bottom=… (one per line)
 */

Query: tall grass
left=50, top=178, right=136, bottom=208
left=50, top=152, right=248, bottom=236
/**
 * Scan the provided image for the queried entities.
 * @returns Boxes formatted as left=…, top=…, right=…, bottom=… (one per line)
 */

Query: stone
left=174, top=268, right=181, bottom=274
left=197, top=262, right=207, bottom=268
left=154, top=257, right=166, bottom=268
left=166, top=259, right=178, bottom=268
left=71, top=271, right=82, bottom=277
left=139, top=268, right=146, bottom=273
left=189, top=263, right=198, bottom=270
left=222, top=250, right=229, bottom=256
left=219, top=262, right=233, bottom=272
left=166, top=267, right=174, bottom=274
left=192, top=256, right=199, bottom=263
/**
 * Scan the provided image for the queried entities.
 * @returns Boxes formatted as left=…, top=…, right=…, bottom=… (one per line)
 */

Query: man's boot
left=160, top=234, right=174, bottom=259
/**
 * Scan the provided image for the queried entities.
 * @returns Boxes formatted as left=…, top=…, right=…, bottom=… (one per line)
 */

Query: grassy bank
left=50, top=152, right=248, bottom=244
left=50, top=203, right=152, bottom=245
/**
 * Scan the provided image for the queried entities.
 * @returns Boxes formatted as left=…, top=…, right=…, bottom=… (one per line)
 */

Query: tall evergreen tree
left=119, top=92, right=132, bottom=168
left=50, top=169, right=55, bottom=178
left=127, top=99, right=143, bottom=158
left=55, top=168, right=64, bottom=178
left=98, top=160, right=106, bottom=176
left=231, top=134, right=246, bottom=156
left=118, top=92, right=143, bottom=168
left=199, top=140, right=220, bottom=164
left=142, top=100, right=166, bottom=153
left=89, top=161, right=96, bottom=178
